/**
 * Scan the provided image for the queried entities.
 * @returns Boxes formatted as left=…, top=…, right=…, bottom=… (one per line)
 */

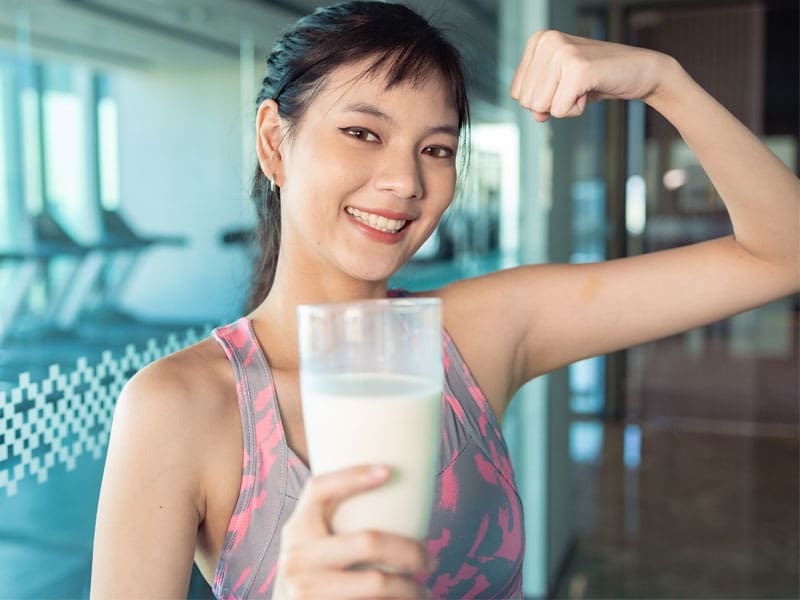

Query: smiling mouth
left=345, top=207, right=409, bottom=234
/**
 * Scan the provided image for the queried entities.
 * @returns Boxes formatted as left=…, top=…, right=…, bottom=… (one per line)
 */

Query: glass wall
left=557, top=2, right=799, bottom=598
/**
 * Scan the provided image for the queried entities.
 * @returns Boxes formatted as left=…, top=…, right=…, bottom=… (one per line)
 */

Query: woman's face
left=275, top=60, right=460, bottom=284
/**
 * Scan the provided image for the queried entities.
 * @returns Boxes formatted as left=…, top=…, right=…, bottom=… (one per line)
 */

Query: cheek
left=420, top=192, right=453, bottom=239
left=431, top=172, right=456, bottom=213
left=293, top=142, right=366, bottom=200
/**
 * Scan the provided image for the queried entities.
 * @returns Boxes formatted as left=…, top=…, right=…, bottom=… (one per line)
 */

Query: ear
left=256, top=99, right=287, bottom=187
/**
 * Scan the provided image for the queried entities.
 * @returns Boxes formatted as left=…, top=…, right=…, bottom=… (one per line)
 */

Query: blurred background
left=0, top=0, right=797, bottom=598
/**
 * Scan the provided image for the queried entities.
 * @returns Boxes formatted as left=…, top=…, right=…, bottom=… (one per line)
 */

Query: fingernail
left=369, top=465, right=390, bottom=479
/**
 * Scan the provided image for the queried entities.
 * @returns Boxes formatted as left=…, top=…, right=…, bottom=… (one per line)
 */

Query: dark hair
left=246, top=1, right=470, bottom=310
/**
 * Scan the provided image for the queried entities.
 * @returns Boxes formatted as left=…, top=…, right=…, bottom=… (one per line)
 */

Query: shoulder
left=117, top=337, right=234, bottom=429
left=109, top=337, right=237, bottom=512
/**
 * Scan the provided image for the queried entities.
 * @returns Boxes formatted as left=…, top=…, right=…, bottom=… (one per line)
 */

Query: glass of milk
left=297, top=298, right=442, bottom=541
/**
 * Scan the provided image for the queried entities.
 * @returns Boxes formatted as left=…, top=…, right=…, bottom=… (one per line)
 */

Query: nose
left=374, top=151, right=424, bottom=199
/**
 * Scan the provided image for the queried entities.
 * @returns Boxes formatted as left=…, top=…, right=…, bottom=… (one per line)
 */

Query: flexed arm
left=510, top=30, right=799, bottom=277
left=439, top=32, right=798, bottom=419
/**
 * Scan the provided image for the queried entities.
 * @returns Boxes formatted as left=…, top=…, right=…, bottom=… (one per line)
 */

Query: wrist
left=643, top=53, right=691, bottom=114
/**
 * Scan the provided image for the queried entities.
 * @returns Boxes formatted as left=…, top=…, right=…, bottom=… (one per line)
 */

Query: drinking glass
left=297, top=298, right=442, bottom=540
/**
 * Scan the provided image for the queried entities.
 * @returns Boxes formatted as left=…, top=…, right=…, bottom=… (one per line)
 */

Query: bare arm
left=90, top=362, right=203, bottom=598
left=647, top=54, right=799, bottom=270
left=441, top=32, right=799, bottom=417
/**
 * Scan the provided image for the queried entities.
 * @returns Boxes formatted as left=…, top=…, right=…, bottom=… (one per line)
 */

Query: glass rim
left=297, top=297, right=441, bottom=317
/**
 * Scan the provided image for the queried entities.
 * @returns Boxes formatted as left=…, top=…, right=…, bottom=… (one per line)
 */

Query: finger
left=517, top=56, right=556, bottom=115
left=306, top=530, right=436, bottom=575
left=550, top=67, right=590, bottom=118
left=526, top=65, right=560, bottom=117
left=293, top=465, right=391, bottom=530
left=525, top=36, right=562, bottom=115
left=280, top=570, right=431, bottom=600
left=510, top=30, right=544, bottom=99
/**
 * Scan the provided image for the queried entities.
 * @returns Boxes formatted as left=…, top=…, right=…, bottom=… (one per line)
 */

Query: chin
left=337, top=249, right=410, bottom=284
left=345, top=261, right=403, bottom=284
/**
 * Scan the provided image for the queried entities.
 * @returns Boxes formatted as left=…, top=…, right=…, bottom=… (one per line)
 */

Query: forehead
left=308, top=59, right=459, bottom=125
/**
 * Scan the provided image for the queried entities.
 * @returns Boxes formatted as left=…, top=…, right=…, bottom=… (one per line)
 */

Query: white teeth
left=345, top=207, right=407, bottom=233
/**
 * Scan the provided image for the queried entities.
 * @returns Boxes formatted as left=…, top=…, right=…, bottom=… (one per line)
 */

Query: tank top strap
left=441, top=330, right=517, bottom=488
left=211, top=317, right=291, bottom=598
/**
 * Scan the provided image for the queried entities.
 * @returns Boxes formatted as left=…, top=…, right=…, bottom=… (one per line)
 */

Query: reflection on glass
left=20, top=87, right=43, bottom=216
left=42, top=64, right=94, bottom=242
left=569, top=420, right=604, bottom=465
left=625, top=174, right=646, bottom=236
left=43, top=90, right=86, bottom=217
left=569, top=357, right=604, bottom=415
left=98, top=97, right=120, bottom=211
left=0, top=64, right=10, bottom=243
left=623, top=423, right=641, bottom=469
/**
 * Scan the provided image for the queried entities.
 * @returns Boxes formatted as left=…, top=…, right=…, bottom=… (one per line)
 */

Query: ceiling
left=0, top=0, right=500, bottom=105
left=0, top=0, right=298, bottom=69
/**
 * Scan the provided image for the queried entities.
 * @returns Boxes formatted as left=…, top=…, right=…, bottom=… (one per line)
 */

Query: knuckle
left=279, top=553, right=301, bottom=580
left=526, top=30, right=543, bottom=50
left=571, top=55, right=591, bottom=73
left=532, top=97, right=549, bottom=113
left=540, top=29, right=565, bottom=46
left=286, top=579, right=311, bottom=599
left=554, top=43, right=579, bottom=63
left=364, top=569, right=390, bottom=594
left=357, top=530, right=382, bottom=555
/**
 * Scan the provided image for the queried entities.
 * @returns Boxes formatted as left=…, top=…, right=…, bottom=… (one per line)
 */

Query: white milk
left=301, top=372, right=441, bottom=540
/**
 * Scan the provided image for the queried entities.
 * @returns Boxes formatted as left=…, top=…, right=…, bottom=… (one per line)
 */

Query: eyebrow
left=342, top=102, right=460, bottom=138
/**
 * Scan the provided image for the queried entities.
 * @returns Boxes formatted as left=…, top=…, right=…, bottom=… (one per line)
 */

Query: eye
left=423, top=145, right=455, bottom=159
left=340, top=127, right=380, bottom=143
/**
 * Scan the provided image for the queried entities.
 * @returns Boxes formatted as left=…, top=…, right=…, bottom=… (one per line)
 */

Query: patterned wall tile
left=0, top=326, right=212, bottom=497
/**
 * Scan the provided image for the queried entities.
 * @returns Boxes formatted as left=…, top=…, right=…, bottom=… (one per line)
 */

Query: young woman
left=90, top=2, right=799, bottom=599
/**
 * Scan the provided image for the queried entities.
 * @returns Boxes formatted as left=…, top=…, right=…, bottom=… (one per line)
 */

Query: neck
left=256, top=249, right=391, bottom=306
left=247, top=249, right=393, bottom=365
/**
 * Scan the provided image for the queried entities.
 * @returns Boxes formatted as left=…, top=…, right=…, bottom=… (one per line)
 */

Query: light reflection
left=662, top=167, right=688, bottom=190
left=624, top=423, right=642, bottom=469
left=570, top=420, right=604, bottom=465
left=625, top=174, right=646, bottom=235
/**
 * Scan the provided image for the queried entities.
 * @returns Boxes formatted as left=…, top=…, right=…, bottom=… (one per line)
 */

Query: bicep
left=91, top=370, right=202, bottom=599
left=520, top=236, right=797, bottom=379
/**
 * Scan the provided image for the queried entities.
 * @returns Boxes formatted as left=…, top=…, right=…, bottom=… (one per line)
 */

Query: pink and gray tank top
left=210, top=312, right=525, bottom=599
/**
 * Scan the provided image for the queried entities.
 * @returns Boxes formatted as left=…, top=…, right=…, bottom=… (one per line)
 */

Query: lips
left=345, top=206, right=412, bottom=234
